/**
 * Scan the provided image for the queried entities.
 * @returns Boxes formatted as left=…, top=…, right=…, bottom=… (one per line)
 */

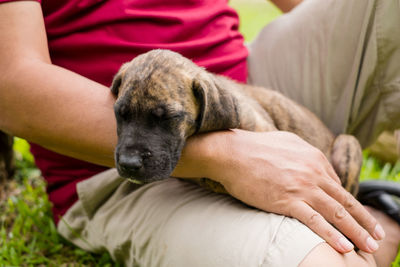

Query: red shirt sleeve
left=0, top=0, right=41, bottom=3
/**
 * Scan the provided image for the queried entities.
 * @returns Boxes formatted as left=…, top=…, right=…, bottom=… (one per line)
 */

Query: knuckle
left=304, top=162, right=323, bottom=176
left=289, top=173, right=314, bottom=189
left=297, top=176, right=313, bottom=187
left=343, top=192, right=356, bottom=209
left=326, top=228, right=337, bottom=240
left=333, top=205, right=347, bottom=221
left=354, top=227, right=367, bottom=240
left=306, top=212, right=321, bottom=226
left=327, top=179, right=341, bottom=190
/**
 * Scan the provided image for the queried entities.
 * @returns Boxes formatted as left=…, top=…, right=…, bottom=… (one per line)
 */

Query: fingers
left=309, top=146, right=342, bottom=185
left=309, top=189, right=381, bottom=253
left=323, top=158, right=342, bottom=185
left=290, top=201, right=354, bottom=253
left=321, top=179, right=385, bottom=241
left=297, top=145, right=384, bottom=253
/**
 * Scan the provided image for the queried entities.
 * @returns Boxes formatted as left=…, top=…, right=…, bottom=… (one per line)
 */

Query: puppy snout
left=119, top=154, right=143, bottom=171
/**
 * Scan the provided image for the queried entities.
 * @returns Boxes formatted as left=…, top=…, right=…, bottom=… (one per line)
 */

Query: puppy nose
left=119, top=154, right=143, bottom=171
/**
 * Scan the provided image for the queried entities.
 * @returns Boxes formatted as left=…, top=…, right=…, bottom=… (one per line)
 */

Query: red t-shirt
left=1, top=0, right=248, bottom=223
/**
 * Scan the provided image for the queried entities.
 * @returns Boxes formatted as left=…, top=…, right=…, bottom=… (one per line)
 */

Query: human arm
left=0, top=1, right=117, bottom=166
left=0, top=0, right=383, bottom=255
left=268, top=0, right=303, bottom=13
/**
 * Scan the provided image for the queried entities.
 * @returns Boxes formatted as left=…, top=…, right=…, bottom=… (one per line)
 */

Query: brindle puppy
left=0, top=131, right=14, bottom=184
left=111, top=49, right=362, bottom=195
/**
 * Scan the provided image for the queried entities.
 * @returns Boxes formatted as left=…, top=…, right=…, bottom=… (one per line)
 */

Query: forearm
left=0, top=59, right=117, bottom=167
left=0, top=2, right=116, bottom=165
left=269, top=0, right=303, bottom=12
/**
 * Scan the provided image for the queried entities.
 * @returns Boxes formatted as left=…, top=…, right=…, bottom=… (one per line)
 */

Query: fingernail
left=367, top=237, right=379, bottom=252
left=338, top=236, right=354, bottom=251
left=374, top=224, right=386, bottom=240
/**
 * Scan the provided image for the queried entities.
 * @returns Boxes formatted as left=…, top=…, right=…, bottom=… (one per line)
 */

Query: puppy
left=111, top=49, right=362, bottom=195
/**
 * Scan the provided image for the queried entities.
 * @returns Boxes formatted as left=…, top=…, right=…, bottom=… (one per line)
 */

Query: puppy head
left=111, top=50, right=206, bottom=183
left=111, top=50, right=239, bottom=183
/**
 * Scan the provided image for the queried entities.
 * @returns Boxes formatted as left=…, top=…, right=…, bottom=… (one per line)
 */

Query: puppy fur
left=111, top=49, right=362, bottom=195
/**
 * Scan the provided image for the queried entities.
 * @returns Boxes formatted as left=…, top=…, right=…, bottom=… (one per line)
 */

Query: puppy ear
left=192, top=76, right=240, bottom=133
left=110, top=63, right=130, bottom=96
left=192, top=79, right=208, bottom=133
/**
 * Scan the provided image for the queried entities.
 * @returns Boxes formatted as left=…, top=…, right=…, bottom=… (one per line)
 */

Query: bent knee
left=299, top=243, right=376, bottom=267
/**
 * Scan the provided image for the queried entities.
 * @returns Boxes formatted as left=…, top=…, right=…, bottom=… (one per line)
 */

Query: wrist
left=172, top=130, right=234, bottom=181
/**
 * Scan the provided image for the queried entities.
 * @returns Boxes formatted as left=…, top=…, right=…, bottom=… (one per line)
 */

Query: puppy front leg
left=331, top=134, right=362, bottom=195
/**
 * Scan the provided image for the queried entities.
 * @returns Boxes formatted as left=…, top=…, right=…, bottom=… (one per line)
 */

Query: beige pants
left=248, top=0, right=400, bottom=148
left=59, top=169, right=323, bottom=267
left=58, top=0, right=400, bottom=266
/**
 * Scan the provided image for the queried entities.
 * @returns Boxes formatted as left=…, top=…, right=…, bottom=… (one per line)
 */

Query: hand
left=202, top=129, right=385, bottom=253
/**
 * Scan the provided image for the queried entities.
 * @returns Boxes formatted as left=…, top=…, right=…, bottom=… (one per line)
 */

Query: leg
left=59, top=170, right=400, bottom=266
left=301, top=206, right=400, bottom=267
left=300, top=243, right=376, bottom=267
left=330, top=134, right=362, bottom=195
left=248, top=0, right=400, bottom=148
left=367, top=207, right=400, bottom=267
left=59, top=169, right=333, bottom=267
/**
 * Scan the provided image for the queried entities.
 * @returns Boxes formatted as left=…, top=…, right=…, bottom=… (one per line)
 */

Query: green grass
left=1, top=138, right=119, bottom=266
left=361, top=150, right=400, bottom=182
left=1, top=1, right=399, bottom=266
left=229, top=0, right=282, bottom=42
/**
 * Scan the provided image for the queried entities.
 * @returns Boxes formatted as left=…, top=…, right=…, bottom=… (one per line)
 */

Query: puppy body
left=192, top=73, right=361, bottom=194
left=112, top=50, right=362, bottom=194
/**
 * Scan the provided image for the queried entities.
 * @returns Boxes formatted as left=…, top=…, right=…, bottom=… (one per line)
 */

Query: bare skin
left=300, top=208, right=400, bottom=267
left=269, top=0, right=303, bottom=12
left=0, top=1, right=397, bottom=265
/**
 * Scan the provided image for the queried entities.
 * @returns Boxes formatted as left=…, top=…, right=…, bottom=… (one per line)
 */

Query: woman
left=0, top=0, right=399, bottom=266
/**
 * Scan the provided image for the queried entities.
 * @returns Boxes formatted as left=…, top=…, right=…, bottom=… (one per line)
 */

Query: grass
left=361, top=150, right=400, bottom=182
left=229, top=0, right=282, bottom=41
left=1, top=138, right=119, bottom=266
left=1, top=1, right=399, bottom=266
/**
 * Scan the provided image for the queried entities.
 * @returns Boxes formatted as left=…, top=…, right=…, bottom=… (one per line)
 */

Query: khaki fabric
left=248, top=0, right=400, bottom=148
left=58, top=169, right=323, bottom=267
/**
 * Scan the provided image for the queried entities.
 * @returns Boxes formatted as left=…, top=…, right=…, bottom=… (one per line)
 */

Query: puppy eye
left=166, top=112, right=185, bottom=121
left=151, top=108, right=184, bottom=122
